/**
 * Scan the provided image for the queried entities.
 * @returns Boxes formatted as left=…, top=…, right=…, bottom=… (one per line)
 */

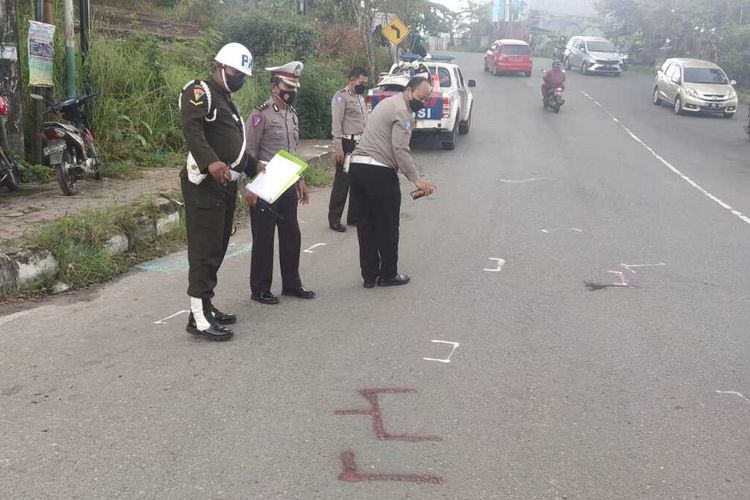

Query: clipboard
left=245, top=150, right=308, bottom=204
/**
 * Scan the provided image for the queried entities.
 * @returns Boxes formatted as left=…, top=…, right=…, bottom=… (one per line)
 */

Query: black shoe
left=281, top=285, right=316, bottom=299
left=363, top=280, right=376, bottom=289
left=330, top=222, right=347, bottom=232
left=252, top=291, right=280, bottom=304
left=210, top=305, right=236, bottom=325
left=378, top=273, right=411, bottom=287
left=186, top=314, right=234, bottom=341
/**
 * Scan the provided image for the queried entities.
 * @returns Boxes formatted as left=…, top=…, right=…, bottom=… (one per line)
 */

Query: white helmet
left=215, top=42, right=253, bottom=76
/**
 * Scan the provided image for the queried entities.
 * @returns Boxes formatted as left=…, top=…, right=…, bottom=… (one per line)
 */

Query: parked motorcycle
left=0, top=96, right=20, bottom=192
left=544, top=87, right=565, bottom=113
left=31, top=93, right=101, bottom=195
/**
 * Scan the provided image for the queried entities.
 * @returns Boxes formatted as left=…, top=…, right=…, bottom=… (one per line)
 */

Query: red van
left=484, top=39, right=533, bottom=77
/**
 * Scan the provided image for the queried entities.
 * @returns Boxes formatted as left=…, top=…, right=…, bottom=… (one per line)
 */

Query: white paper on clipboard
left=244, top=151, right=308, bottom=204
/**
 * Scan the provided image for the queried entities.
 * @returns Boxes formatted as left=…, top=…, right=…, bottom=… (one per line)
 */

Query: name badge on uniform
left=404, top=120, right=411, bottom=130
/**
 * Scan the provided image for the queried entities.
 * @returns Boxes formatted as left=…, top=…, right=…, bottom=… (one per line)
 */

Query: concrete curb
left=0, top=198, right=183, bottom=296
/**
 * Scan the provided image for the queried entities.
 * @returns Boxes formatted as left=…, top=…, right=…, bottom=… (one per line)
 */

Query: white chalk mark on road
left=620, top=262, right=666, bottom=274
left=423, top=340, right=460, bottom=363
left=716, top=391, right=750, bottom=405
left=484, top=258, right=505, bottom=272
left=608, top=271, right=630, bottom=287
left=541, top=228, right=583, bottom=233
left=303, top=243, right=327, bottom=254
left=499, top=177, right=555, bottom=184
left=154, top=310, right=189, bottom=325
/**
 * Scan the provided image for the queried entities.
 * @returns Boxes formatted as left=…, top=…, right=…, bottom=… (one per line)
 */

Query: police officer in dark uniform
left=180, top=42, right=255, bottom=341
left=244, top=61, right=315, bottom=305
left=328, top=67, right=369, bottom=232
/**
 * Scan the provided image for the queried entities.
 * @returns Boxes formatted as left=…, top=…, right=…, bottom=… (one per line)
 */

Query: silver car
left=564, top=36, right=622, bottom=76
left=653, top=58, right=738, bottom=118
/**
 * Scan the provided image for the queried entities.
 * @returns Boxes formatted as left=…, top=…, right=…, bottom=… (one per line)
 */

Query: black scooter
left=544, top=86, right=566, bottom=113
left=32, top=93, right=101, bottom=195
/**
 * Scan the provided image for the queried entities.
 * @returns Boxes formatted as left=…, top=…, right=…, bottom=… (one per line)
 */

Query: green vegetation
left=25, top=197, right=185, bottom=292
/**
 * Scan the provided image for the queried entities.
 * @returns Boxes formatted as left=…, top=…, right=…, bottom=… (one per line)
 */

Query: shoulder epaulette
left=256, top=103, right=269, bottom=112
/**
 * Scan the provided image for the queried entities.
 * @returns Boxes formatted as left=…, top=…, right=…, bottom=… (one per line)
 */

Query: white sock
left=190, top=297, right=212, bottom=330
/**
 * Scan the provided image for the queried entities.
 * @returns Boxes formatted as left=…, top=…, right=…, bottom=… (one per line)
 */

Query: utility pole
left=64, top=0, right=76, bottom=97
left=0, top=0, right=25, bottom=155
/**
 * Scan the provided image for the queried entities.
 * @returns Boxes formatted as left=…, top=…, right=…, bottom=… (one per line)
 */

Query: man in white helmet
left=179, top=42, right=255, bottom=341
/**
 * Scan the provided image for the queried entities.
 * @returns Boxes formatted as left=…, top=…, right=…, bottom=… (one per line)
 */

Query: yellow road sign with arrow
left=382, top=17, right=410, bottom=46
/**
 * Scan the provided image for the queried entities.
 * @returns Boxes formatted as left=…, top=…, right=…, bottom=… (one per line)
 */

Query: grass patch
left=24, top=197, right=185, bottom=291
left=304, top=161, right=334, bottom=187
left=16, top=160, right=54, bottom=183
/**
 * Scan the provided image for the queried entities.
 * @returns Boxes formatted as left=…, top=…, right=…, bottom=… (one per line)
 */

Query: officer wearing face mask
left=349, top=76, right=437, bottom=289
left=244, top=61, right=315, bottom=305
left=328, top=67, right=369, bottom=232
left=179, top=42, right=256, bottom=341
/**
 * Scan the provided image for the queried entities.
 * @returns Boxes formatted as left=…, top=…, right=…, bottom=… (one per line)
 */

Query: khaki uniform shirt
left=245, top=98, right=299, bottom=164
left=331, top=87, right=367, bottom=149
left=352, top=93, right=418, bottom=182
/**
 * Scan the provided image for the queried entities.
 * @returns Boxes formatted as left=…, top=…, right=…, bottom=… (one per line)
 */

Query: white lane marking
left=594, top=101, right=602, bottom=107
left=154, top=310, right=189, bottom=325
left=571, top=227, right=583, bottom=232
left=716, top=391, right=750, bottom=405
left=598, top=107, right=750, bottom=227
left=580, top=91, right=593, bottom=100
left=303, top=243, right=327, bottom=254
left=0, top=311, right=31, bottom=327
left=499, top=177, right=555, bottom=184
left=608, top=271, right=630, bottom=287
left=620, top=262, right=666, bottom=274
left=484, top=258, right=505, bottom=272
left=423, top=340, right=460, bottom=363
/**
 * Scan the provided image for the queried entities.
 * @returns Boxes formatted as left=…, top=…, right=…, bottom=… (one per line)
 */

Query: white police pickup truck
left=367, top=55, right=476, bottom=150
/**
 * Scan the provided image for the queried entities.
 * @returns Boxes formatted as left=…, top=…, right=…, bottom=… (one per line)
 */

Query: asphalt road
left=2, top=54, right=750, bottom=499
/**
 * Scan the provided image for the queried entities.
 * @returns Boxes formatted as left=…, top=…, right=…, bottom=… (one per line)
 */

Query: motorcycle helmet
left=214, top=42, right=253, bottom=76
left=0, top=96, right=7, bottom=117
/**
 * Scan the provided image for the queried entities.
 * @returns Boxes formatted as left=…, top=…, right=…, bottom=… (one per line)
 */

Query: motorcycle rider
left=553, top=35, right=567, bottom=61
left=542, top=59, right=566, bottom=102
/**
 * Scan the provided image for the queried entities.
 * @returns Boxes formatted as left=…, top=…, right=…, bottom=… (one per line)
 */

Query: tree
left=346, top=0, right=377, bottom=78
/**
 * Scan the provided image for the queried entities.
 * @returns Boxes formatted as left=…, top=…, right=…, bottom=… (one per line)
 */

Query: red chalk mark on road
left=338, top=451, right=443, bottom=484
left=335, top=388, right=443, bottom=442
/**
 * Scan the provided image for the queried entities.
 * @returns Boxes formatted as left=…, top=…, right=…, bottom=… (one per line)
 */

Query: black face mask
left=354, top=84, right=368, bottom=95
left=222, top=68, right=246, bottom=93
left=409, top=98, right=425, bottom=113
left=278, top=89, right=297, bottom=104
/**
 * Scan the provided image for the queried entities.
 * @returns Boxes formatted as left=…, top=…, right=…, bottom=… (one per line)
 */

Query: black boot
left=210, top=304, right=237, bottom=325
left=186, top=313, right=234, bottom=341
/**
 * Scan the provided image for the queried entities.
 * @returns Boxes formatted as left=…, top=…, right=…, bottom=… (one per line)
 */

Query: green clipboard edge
left=275, top=150, right=309, bottom=200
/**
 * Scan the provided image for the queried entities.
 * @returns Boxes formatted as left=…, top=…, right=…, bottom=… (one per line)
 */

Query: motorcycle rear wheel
left=0, top=155, right=20, bottom=191
left=56, top=150, right=80, bottom=196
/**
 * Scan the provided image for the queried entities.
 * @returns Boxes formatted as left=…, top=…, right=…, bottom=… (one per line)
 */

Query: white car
left=369, top=55, right=476, bottom=150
